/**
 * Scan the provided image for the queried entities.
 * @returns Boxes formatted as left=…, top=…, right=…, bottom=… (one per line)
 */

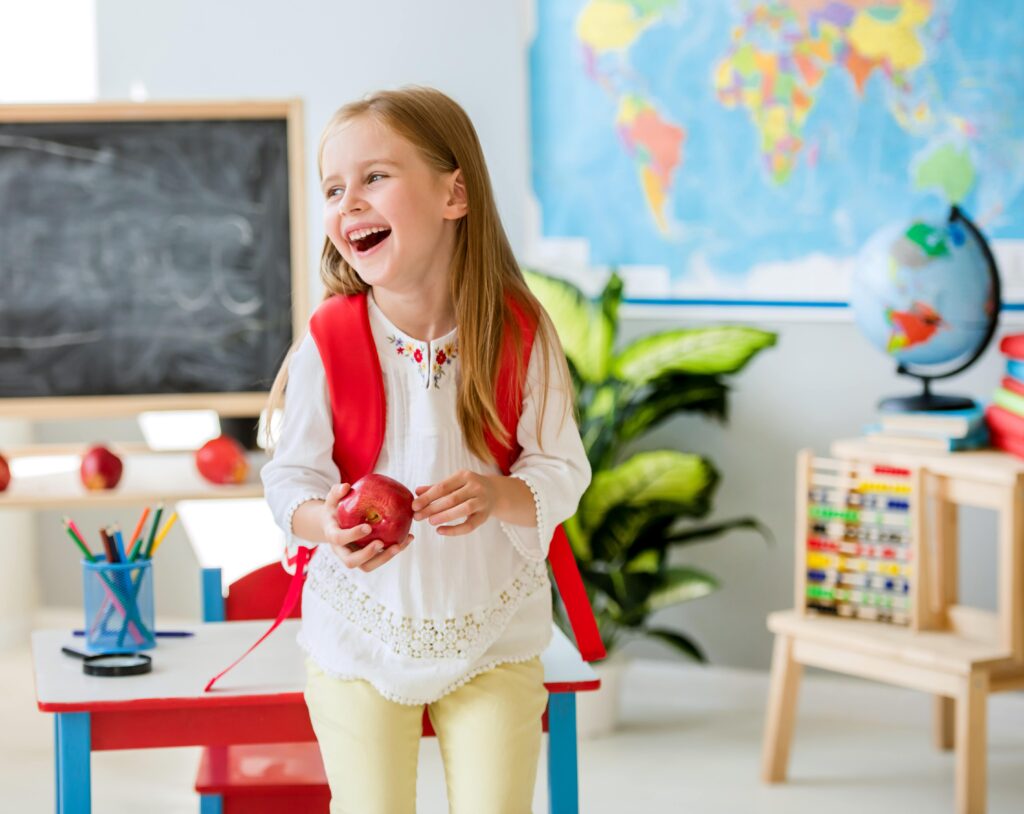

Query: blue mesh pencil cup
left=82, top=558, right=156, bottom=653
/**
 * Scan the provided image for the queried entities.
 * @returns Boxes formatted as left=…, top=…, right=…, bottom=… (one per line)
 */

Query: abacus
left=795, top=451, right=929, bottom=629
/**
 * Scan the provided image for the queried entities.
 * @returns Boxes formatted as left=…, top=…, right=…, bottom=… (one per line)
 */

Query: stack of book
left=863, top=404, right=988, bottom=452
left=986, top=333, right=1024, bottom=459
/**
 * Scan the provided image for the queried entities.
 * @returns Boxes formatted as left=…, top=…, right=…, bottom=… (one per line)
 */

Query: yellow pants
left=304, top=656, right=548, bottom=814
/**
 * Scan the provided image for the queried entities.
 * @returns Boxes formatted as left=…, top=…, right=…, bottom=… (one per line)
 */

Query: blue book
left=877, top=404, right=985, bottom=439
left=1007, top=359, right=1024, bottom=384
left=864, top=422, right=989, bottom=452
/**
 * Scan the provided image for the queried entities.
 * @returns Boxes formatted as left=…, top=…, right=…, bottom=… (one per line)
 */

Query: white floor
left=7, top=610, right=1024, bottom=813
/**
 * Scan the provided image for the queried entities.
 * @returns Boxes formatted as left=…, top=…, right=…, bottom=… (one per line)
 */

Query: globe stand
left=878, top=377, right=977, bottom=413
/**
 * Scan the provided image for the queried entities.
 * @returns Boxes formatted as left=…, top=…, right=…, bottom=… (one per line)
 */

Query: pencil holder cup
left=82, top=558, right=156, bottom=654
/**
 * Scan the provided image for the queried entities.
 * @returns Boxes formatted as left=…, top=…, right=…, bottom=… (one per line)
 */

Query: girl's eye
left=368, top=173, right=385, bottom=183
left=326, top=186, right=343, bottom=199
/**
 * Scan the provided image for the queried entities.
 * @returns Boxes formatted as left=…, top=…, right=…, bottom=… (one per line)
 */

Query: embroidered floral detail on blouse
left=306, top=552, right=549, bottom=660
left=431, top=341, right=458, bottom=388
left=387, top=334, right=429, bottom=382
left=386, top=335, right=458, bottom=389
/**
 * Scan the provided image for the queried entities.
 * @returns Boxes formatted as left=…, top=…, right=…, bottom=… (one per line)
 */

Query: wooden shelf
left=832, top=437, right=1024, bottom=488
left=0, top=449, right=268, bottom=509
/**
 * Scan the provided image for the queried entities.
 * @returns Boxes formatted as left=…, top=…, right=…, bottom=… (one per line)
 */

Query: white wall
left=27, top=0, right=1011, bottom=669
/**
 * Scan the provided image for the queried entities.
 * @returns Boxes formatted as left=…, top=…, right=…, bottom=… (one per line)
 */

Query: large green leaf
left=589, top=500, right=711, bottom=565
left=646, top=566, right=718, bottom=613
left=613, top=326, right=776, bottom=383
left=618, top=375, right=728, bottom=443
left=579, top=450, right=718, bottom=534
left=523, top=268, right=615, bottom=383
left=660, top=516, right=773, bottom=549
left=643, top=627, right=707, bottom=662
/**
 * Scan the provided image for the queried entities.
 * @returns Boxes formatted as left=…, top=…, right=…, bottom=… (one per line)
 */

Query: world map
left=529, top=0, right=1024, bottom=304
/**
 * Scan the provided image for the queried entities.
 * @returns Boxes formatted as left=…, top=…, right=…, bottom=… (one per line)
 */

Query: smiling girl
left=260, top=86, right=597, bottom=813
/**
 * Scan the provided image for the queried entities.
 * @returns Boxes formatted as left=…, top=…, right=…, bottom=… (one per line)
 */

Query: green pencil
left=142, top=503, right=164, bottom=560
left=61, top=517, right=97, bottom=562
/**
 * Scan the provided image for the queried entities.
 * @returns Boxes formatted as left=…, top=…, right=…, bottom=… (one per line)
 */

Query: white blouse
left=260, top=293, right=592, bottom=705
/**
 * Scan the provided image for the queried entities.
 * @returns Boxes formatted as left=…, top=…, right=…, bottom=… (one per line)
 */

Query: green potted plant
left=524, top=268, right=777, bottom=735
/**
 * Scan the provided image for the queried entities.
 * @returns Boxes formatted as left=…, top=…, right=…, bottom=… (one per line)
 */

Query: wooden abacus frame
left=794, top=451, right=936, bottom=631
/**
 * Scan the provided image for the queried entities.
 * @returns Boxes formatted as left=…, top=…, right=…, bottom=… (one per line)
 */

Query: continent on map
left=714, top=0, right=933, bottom=183
left=616, top=95, right=686, bottom=234
left=576, top=0, right=686, bottom=234
left=886, top=300, right=946, bottom=353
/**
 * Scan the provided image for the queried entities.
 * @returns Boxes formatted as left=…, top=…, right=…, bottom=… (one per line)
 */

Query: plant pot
left=574, top=652, right=629, bottom=739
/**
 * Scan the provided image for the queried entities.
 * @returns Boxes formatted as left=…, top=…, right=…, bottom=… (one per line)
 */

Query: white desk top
left=33, top=620, right=598, bottom=712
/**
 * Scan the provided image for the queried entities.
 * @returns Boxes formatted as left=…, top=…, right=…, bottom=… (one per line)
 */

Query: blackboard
left=0, top=105, right=301, bottom=407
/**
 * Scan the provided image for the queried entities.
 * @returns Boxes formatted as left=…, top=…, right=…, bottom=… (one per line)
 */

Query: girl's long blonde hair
left=266, top=86, right=572, bottom=465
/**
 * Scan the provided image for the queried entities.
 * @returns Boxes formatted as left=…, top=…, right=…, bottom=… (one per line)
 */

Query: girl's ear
left=443, top=169, right=468, bottom=220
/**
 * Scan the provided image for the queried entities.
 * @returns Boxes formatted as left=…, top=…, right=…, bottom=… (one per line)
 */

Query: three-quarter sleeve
left=260, top=332, right=340, bottom=565
left=499, top=334, right=592, bottom=560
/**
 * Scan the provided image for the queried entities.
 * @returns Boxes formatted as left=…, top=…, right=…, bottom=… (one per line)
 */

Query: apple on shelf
left=79, top=445, right=123, bottom=490
left=0, top=452, right=10, bottom=492
left=336, top=474, right=414, bottom=548
left=195, top=435, right=250, bottom=485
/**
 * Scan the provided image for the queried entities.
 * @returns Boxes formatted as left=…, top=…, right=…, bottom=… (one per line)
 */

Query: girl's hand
left=412, top=470, right=498, bottom=536
left=322, top=483, right=413, bottom=572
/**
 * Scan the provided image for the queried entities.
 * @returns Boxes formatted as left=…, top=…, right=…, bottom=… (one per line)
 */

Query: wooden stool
left=762, top=444, right=1024, bottom=814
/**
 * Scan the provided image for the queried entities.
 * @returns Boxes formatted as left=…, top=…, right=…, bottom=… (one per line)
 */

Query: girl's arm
left=260, top=334, right=340, bottom=567
left=498, top=337, right=592, bottom=560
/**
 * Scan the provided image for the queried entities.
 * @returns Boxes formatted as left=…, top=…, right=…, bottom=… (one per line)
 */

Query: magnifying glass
left=62, top=646, right=152, bottom=677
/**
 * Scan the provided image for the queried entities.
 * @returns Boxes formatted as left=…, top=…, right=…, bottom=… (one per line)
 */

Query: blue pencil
left=112, top=527, right=128, bottom=562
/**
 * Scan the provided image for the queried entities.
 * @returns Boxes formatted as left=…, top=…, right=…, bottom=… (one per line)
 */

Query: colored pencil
left=61, top=518, right=96, bottom=562
left=142, top=503, right=164, bottom=559
left=148, top=511, right=179, bottom=557
left=99, top=528, right=119, bottom=562
left=65, top=518, right=90, bottom=553
left=74, top=629, right=193, bottom=638
left=111, top=525, right=128, bottom=562
left=127, top=507, right=151, bottom=561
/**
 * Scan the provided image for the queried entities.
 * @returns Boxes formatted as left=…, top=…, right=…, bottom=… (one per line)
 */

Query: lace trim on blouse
left=306, top=552, right=549, bottom=660
left=298, top=648, right=547, bottom=707
left=500, top=473, right=547, bottom=562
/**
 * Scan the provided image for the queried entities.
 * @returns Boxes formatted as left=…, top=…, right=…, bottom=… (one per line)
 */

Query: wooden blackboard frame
left=0, top=99, right=309, bottom=419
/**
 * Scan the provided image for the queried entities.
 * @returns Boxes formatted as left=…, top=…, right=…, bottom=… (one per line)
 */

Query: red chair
left=194, top=563, right=330, bottom=814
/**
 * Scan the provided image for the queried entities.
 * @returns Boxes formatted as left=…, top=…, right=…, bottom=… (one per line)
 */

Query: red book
left=987, top=404, right=1024, bottom=438
left=990, top=429, right=1024, bottom=460
left=999, top=334, right=1024, bottom=360
left=1003, top=376, right=1024, bottom=398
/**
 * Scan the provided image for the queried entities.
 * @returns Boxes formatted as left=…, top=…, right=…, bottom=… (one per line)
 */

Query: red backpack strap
left=310, top=292, right=385, bottom=482
left=549, top=526, right=606, bottom=661
left=205, top=546, right=311, bottom=692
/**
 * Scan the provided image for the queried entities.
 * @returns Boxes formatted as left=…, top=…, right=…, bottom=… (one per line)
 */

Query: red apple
left=0, top=453, right=10, bottom=492
left=80, top=445, right=123, bottom=490
left=195, top=435, right=249, bottom=484
left=335, top=474, right=415, bottom=548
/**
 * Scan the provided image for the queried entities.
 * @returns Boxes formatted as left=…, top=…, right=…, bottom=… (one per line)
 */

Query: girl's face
left=321, top=116, right=466, bottom=291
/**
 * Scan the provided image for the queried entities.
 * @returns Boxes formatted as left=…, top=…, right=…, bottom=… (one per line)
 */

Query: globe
left=850, top=207, right=1001, bottom=412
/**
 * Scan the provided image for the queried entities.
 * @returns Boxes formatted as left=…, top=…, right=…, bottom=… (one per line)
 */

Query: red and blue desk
left=33, top=618, right=599, bottom=813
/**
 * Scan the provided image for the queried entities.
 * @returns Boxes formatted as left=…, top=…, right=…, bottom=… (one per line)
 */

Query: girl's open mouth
left=350, top=228, right=392, bottom=256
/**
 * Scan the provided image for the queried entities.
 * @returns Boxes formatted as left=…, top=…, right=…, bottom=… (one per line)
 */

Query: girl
left=261, top=86, right=593, bottom=814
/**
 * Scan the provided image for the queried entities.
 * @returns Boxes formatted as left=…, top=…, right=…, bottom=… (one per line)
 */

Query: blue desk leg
left=199, top=795, right=223, bottom=814
left=547, top=692, right=579, bottom=814
left=54, top=712, right=91, bottom=814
